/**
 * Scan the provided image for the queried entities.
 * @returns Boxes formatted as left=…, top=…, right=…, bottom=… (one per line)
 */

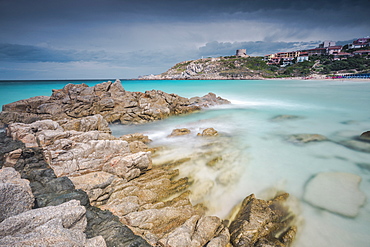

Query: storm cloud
left=0, top=0, right=369, bottom=79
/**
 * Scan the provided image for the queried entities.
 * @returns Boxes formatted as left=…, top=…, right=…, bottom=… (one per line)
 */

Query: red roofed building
left=349, top=37, right=370, bottom=49
left=327, top=46, right=342, bottom=55
left=333, top=52, right=352, bottom=60
left=307, top=48, right=327, bottom=56
left=353, top=50, right=370, bottom=56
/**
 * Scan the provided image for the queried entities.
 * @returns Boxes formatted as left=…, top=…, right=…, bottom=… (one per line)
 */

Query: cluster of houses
left=264, top=37, right=370, bottom=67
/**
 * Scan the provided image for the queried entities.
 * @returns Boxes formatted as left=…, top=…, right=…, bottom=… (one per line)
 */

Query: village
left=264, top=37, right=370, bottom=67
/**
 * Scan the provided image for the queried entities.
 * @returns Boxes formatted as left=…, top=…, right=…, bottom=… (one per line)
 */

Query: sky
left=0, top=0, right=369, bottom=80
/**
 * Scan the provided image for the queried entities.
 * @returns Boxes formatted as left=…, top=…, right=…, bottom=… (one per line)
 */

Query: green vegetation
left=163, top=54, right=369, bottom=79
left=319, top=56, right=370, bottom=73
left=279, top=55, right=370, bottom=77
left=281, top=60, right=315, bottom=77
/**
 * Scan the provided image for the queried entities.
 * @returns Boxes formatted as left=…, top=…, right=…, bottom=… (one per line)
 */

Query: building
left=334, top=52, right=352, bottom=60
left=297, top=52, right=309, bottom=62
left=264, top=51, right=302, bottom=65
left=348, top=37, right=370, bottom=49
left=319, top=40, right=336, bottom=48
left=353, top=50, right=370, bottom=56
left=236, top=49, right=248, bottom=57
left=327, top=46, right=342, bottom=55
left=307, top=48, right=327, bottom=56
left=280, top=57, right=295, bottom=67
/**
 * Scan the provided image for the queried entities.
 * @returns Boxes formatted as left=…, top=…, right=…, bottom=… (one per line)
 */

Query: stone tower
left=236, top=49, right=248, bottom=57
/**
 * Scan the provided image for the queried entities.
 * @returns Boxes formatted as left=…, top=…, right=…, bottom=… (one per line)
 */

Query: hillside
left=139, top=55, right=370, bottom=80
left=140, top=56, right=278, bottom=80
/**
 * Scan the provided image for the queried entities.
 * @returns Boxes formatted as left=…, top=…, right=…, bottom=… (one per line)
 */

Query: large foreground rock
left=0, top=167, right=34, bottom=222
left=0, top=80, right=230, bottom=126
left=3, top=116, right=298, bottom=246
left=0, top=132, right=151, bottom=247
left=0, top=200, right=106, bottom=247
left=229, top=193, right=296, bottom=247
left=6, top=119, right=152, bottom=179
left=4, top=119, right=227, bottom=246
left=303, top=172, right=366, bottom=217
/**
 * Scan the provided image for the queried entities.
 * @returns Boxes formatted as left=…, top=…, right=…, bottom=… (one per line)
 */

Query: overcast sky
left=0, top=0, right=369, bottom=80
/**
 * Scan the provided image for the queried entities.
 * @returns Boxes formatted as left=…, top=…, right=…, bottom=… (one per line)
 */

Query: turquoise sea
left=1, top=79, right=370, bottom=247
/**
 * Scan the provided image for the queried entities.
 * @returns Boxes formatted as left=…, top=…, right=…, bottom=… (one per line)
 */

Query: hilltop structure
left=236, top=49, right=248, bottom=57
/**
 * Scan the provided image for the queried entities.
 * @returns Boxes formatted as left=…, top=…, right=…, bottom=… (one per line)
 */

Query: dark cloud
left=0, top=0, right=369, bottom=79
left=197, top=41, right=318, bottom=57
left=0, top=43, right=107, bottom=63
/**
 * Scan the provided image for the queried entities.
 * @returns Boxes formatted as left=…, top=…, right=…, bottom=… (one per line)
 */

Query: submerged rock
left=168, top=128, right=191, bottom=137
left=356, top=163, right=370, bottom=172
left=340, top=139, right=370, bottom=153
left=271, top=114, right=304, bottom=122
left=190, top=92, right=231, bottom=107
left=229, top=193, right=296, bottom=247
left=286, top=134, right=328, bottom=144
left=359, top=131, right=370, bottom=142
left=197, top=128, right=219, bottom=137
left=303, top=172, right=366, bottom=217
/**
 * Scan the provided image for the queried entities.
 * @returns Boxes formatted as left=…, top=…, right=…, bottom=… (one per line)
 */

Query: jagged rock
left=6, top=120, right=152, bottom=179
left=0, top=132, right=151, bottom=247
left=6, top=119, right=64, bottom=147
left=303, top=172, right=366, bottom=217
left=0, top=200, right=105, bottom=247
left=2, top=113, right=298, bottom=246
left=128, top=141, right=150, bottom=153
left=359, top=131, right=370, bottom=142
left=229, top=193, right=296, bottom=247
left=159, top=215, right=230, bottom=247
left=57, top=114, right=111, bottom=133
left=5, top=119, right=214, bottom=246
left=3, top=148, right=22, bottom=167
left=119, top=133, right=151, bottom=153
left=286, top=133, right=328, bottom=144
left=0, top=167, right=34, bottom=222
left=0, top=81, right=229, bottom=126
left=168, top=128, right=191, bottom=137
left=190, top=93, right=231, bottom=107
left=120, top=133, right=152, bottom=144
left=197, top=128, right=218, bottom=137
left=271, top=115, right=304, bottom=122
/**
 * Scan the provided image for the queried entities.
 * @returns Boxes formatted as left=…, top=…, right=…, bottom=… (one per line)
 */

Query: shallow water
left=1, top=79, right=370, bottom=246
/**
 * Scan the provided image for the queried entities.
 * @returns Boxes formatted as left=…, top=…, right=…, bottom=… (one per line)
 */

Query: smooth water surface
left=1, top=79, right=370, bottom=247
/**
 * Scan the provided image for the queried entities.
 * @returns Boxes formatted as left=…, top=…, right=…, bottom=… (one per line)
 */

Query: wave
left=217, top=98, right=314, bottom=110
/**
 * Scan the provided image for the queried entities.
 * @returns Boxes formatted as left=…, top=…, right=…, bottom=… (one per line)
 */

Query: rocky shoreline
left=0, top=81, right=298, bottom=246
left=0, top=79, right=230, bottom=128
